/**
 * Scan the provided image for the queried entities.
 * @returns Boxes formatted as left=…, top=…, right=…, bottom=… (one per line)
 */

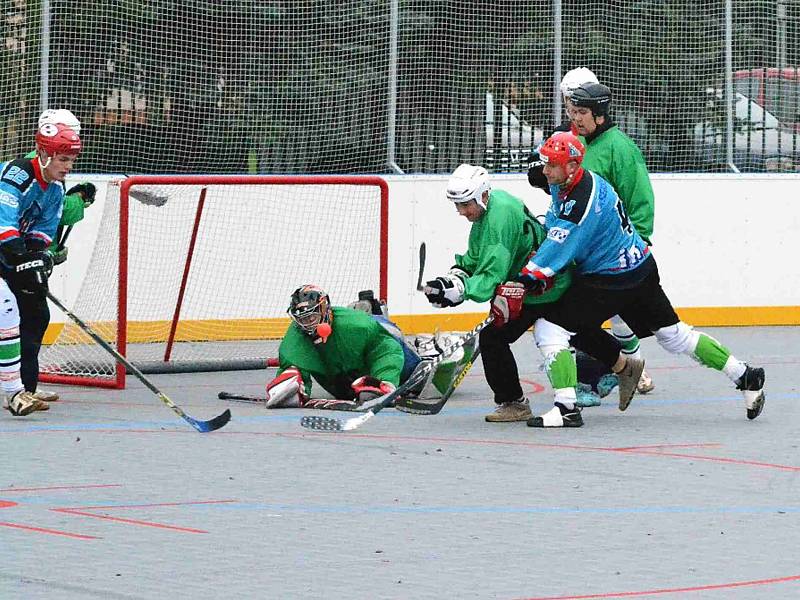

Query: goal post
left=40, top=175, right=389, bottom=388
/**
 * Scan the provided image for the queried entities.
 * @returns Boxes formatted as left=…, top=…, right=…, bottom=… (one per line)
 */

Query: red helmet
left=539, top=132, right=584, bottom=167
left=36, top=123, right=82, bottom=157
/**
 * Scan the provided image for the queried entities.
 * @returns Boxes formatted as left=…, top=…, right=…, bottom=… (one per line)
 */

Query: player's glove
left=351, top=376, right=396, bottom=404
left=49, top=246, right=68, bottom=266
left=516, top=264, right=554, bottom=297
left=527, top=150, right=549, bottom=194
left=10, top=251, right=53, bottom=296
left=423, top=267, right=468, bottom=308
left=490, top=282, right=526, bottom=328
left=265, top=367, right=309, bottom=408
left=66, top=182, right=97, bottom=207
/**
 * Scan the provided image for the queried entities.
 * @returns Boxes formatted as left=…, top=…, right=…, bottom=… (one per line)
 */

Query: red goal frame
left=41, top=175, right=389, bottom=389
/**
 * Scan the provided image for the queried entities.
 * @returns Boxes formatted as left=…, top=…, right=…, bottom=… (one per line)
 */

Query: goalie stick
left=393, top=344, right=481, bottom=416
left=47, top=291, right=231, bottom=433
left=415, top=242, right=427, bottom=291
left=218, top=391, right=363, bottom=411
left=300, top=315, right=493, bottom=432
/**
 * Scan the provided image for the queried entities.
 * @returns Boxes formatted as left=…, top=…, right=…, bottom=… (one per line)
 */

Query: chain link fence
left=1, top=1, right=798, bottom=174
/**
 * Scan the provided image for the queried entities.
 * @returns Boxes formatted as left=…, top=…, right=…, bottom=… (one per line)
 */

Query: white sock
left=722, top=356, right=747, bottom=383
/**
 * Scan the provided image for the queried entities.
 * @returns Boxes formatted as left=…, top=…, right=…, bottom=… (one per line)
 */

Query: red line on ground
left=0, top=500, right=18, bottom=508
left=625, top=449, right=800, bottom=472
left=277, top=432, right=800, bottom=472
left=0, top=520, right=99, bottom=540
left=51, top=500, right=236, bottom=534
left=520, top=378, right=546, bottom=394
left=611, top=443, right=722, bottom=451
left=514, top=573, right=800, bottom=599
left=67, top=499, right=237, bottom=511
left=52, top=508, right=208, bottom=534
left=0, top=484, right=123, bottom=493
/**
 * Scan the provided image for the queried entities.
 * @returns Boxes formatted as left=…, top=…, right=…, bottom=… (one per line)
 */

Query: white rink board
left=50, top=173, right=800, bottom=325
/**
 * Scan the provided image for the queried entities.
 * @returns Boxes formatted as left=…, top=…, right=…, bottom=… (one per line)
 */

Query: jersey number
left=4, top=166, right=29, bottom=186
left=615, top=198, right=633, bottom=235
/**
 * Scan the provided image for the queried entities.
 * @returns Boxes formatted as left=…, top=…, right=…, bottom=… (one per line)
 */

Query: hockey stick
left=120, top=175, right=170, bottom=206
left=415, top=242, right=427, bottom=291
left=218, top=391, right=363, bottom=412
left=56, top=225, right=73, bottom=252
left=47, top=291, right=231, bottom=433
left=300, top=315, right=493, bottom=432
left=394, top=345, right=481, bottom=416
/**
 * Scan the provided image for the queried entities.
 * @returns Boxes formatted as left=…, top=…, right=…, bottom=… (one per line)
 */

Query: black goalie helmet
left=570, top=82, right=612, bottom=117
left=288, top=284, right=332, bottom=336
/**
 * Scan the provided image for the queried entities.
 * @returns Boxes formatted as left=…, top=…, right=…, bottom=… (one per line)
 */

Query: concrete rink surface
left=0, top=326, right=798, bottom=600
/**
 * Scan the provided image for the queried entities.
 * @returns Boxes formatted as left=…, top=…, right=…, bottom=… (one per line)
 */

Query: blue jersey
left=0, top=158, right=64, bottom=266
left=524, top=170, right=649, bottom=278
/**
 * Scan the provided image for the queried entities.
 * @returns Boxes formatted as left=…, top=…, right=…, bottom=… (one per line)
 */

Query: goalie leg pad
left=265, top=367, right=308, bottom=408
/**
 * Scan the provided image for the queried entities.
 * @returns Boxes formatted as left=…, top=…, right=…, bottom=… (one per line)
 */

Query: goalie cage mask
left=288, top=284, right=333, bottom=337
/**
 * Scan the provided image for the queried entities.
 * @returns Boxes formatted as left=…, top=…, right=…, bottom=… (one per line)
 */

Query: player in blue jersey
left=0, top=123, right=81, bottom=416
left=517, top=131, right=765, bottom=428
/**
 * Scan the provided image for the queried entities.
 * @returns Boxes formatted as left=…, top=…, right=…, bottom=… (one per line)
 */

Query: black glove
left=527, top=150, right=549, bottom=193
left=66, top=182, right=97, bottom=207
left=10, top=251, right=52, bottom=295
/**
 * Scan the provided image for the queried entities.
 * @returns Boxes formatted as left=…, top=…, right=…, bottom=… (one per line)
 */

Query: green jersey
left=454, top=189, right=571, bottom=305
left=580, top=125, right=655, bottom=244
left=278, top=306, right=406, bottom=397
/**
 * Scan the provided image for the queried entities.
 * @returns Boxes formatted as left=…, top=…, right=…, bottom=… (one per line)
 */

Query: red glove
left=517, top=264, right=555, bottom=297
left=490, top=282, right=526, bottom=328
left=351, top=376, right=396, bottom=403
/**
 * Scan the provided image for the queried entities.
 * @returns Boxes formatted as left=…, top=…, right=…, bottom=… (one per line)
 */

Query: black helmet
left=570, top=82, right=612, bottom=117
left=288, top=284, right=332, bottom=336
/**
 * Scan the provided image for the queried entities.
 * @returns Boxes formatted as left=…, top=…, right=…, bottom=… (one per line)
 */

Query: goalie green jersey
left=454, top=189, right=571, bottom=306
left=278, top=306, right=407, bottom=398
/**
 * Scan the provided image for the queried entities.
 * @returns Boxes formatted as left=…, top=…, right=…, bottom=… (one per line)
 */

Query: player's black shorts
left=546, top=255, right=680, bottom=341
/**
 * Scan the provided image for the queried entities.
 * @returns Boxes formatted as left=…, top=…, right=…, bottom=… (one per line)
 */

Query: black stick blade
left=300, top=415, right=343, bottom=431
left=189, top=409, right=232, bottom=433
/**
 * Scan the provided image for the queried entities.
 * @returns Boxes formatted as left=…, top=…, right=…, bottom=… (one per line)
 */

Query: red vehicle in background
left=735, top=68, right=800, bottom=131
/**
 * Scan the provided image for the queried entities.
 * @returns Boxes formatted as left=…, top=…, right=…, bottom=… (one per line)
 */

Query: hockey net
left=40, top=176, right=388, bottom=388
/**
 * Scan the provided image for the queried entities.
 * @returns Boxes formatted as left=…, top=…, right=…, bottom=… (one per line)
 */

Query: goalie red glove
left=265, top=367, right=308, bottom=408
left=351, top=376, right=396, bottom=404
left=490, top=282, right=526, bottom=327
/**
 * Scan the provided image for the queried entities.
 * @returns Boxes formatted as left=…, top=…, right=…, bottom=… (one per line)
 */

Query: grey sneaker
left=617, top=358, right=645, bottom=411
left=485, top=398, right=531, bottom=422
left=33, top=389, right=59, bottom=402
left=3, top=391, right=48, bottom=416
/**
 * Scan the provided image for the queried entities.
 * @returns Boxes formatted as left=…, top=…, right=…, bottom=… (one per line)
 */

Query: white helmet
left=446, top=164, right=491, bottom=210
left=38, top=108, right=81, bottom=134
left=559, top=67, right=599, bottom=99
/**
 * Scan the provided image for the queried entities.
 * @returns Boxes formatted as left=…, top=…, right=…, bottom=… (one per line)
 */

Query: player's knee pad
left=0, top=280, right=20, bottom=333
left=653, top=321, right=699, bottom=355
left=533, top=318, right=572, bottom=355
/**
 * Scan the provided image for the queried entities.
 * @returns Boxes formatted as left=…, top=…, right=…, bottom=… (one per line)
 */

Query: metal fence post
left=387, top=0, right=404, bottom=174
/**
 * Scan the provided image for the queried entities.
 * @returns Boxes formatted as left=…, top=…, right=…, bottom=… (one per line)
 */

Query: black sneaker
left=735, top=366, right=765, bottom=420
left=527, top=402, right=584, bottom=428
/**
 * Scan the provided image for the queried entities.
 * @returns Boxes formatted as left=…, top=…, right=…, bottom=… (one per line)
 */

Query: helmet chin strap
left=37, top=152, right=52, bottom=173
